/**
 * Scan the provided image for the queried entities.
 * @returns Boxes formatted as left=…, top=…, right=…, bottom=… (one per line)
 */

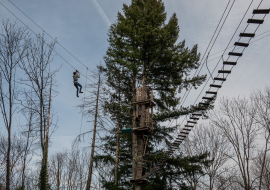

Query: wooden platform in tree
left=132, top=99, right=156, bottom=107
left=133, top=127, right=153, bottom=135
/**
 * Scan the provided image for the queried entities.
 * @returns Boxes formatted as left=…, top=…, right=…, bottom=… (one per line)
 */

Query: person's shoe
left=77, top=95, right=79, bottom=97
left=79, top=91, right=83, bottom=93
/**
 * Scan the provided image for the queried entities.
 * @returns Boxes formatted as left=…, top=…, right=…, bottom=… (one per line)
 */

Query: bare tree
left=19, top=32, right=59, bottom=189
left=249, top=87, right=270, bottom=190
left=0, top=133, right=28, bottom=189
left=252, top=152, right=270, bottom=190
left=210, top=96, right=261, bottom=190
left=0, top=19, right=29, bottom=190
left=182, top=123, right=231, bottom=190
left=15, top=91, right=38, bottom=190
left=48, top=151, right=67, bottom=190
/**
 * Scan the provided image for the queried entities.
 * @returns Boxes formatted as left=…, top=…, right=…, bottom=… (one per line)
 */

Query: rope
left=79, top=68, right=89, bottom=135
left=205, top=53, right=214, bottom=81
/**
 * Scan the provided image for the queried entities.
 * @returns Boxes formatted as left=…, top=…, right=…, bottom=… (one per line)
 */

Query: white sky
left=0, top=0, right=270, bottom=157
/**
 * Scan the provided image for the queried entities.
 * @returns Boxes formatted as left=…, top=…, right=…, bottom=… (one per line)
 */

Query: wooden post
left=132, top=75, right=138, bottom=182
left=86, top=72, right=101, bottom=190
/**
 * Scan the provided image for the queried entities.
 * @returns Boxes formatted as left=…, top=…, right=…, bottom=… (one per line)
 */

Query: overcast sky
left=0, top=0, right=270, bottom=157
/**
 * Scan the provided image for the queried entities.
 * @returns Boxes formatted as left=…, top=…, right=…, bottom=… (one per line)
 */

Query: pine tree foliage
left=98, top=0, right=209, bottom=189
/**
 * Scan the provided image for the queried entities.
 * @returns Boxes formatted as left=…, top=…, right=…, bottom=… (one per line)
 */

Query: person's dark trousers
left=74, top=82, right=82, bottom=96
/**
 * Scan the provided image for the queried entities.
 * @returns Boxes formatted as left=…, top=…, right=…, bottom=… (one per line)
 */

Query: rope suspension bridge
left=136, top=6, right=270, bottom=183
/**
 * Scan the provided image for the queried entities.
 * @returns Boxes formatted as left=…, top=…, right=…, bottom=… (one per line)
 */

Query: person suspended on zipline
left=73, top=70, right=83, bottom=97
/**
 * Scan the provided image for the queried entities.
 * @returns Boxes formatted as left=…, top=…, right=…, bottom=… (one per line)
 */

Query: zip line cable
left=205, top=53, right=214, bottom=81
left=80, top=68, right=89, bottom=136
left=0, top=2, right=97, bottom=85
left=7, top=0, right=97, bottom=76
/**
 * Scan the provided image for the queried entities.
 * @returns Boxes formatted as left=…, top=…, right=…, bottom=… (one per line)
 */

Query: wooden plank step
left=193, top=113, right=202, bottom=116
left=229, top=52, right=243, bottom=56
left=210, top=84, right=222, bottom=88
left=177, top=135, right=185, bottom=138
left=247, top=19, right=264, bottom=24
left=190, top=117, right=199, bottom=120
left=202, top=96, right=215, bottom=100
left=240, top=33, right=255, bottom=37
left=185, top=125, right=194, bottom=128
left=187, top=121, right=197, bottom=124
left=183, top=128, right=192, bottom=131
left=176, top=137, right=184, bottom=140
left=234, top=42, right=249, bottom=47
left=206, top=91, right=217, bottom=95
left=196, top=107, right=206, bottom=110
left=179, top=135, right=186, bottom=138
left=253, top=9, right=270, bottom=14
left=199, top=103, right=209, bottom=107
left=214, top=77, right=226, bottom=81
left=181, top=132, right=189, bottom=135
left=218, top=70, right=231, bottom=74
left=224, top=61, right=237, bottom=65
left=176, top=139, right=184, bottom=142
left=199, top=102, right=209, bottom=106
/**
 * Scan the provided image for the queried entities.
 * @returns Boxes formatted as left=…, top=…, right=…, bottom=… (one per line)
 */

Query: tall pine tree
left=98, top=0, right=209, bottom=189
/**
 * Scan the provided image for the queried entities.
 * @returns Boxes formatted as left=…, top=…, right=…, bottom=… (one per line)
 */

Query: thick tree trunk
left=135, top=81, right=146, bottom=190
left=86, top=73, right=101, bottom=190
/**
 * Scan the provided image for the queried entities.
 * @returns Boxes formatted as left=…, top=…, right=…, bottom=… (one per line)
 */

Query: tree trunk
left=135, top=79, right=147, bottom=190
left=258, top=133, right=270, bottom=190
left=6, top=66, right=13, bottom=190
left=86, top=73, right=101, bottom=190
left=40, top=76, right=52, bottom=190
left=57, top=160, right=60, bottom=190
